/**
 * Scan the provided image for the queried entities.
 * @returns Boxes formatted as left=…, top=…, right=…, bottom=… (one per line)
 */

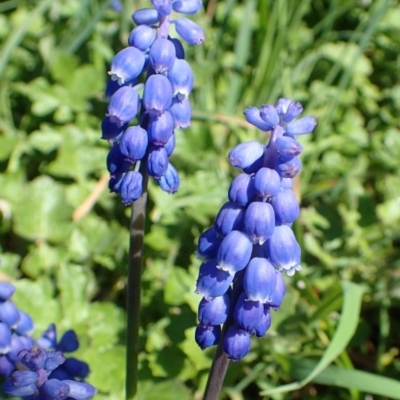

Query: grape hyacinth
left=195, top=98, right=316, bottom=360
left=102, top=0, right=204, bottom=205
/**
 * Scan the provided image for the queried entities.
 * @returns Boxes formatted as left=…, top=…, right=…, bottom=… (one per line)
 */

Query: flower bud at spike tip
left=196, top=259, right=234, bottom=299
left=109, top=47, right=145, bottom=85
left=260, top=104, right=279, bottom=129
left=286, top=115, right=317, bottom=135
left=107, top=86, right=139, bottom=127
left=119, top=126, right=148, bottom=162
left=217, top=230, right=253, bottom=275
left=175, top=18, right=205, bottom=45
left=198, top=293, right=230, bottom=326
left=275, top=98, right=292, bottom=115
left=223, top=325, right=251, bottom=361
left=243, top=257, right=277, bottom=303
left=158, top=162, right=180, bottom=194
left=151, top=0, right=172, bottom=16
left=173, top=0, right=203, bottom=14
left=149, top=38, right=176, bottom=73
left=275, top=136, right=303, bottom=160
left=244, top=106, right=272, bottom=131
left=143, top=75, right=173, bottom=116
left=228, top=141, right=265, bottom=173
left=128, top=25, right=156, bottom=51
left=282, top=101, right=303, bottom=123
left=132, top=8, right=160, bottom=25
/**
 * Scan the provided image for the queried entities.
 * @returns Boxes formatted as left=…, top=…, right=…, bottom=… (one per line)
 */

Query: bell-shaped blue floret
left=109, top=47, right=145, bottom=85
left=275, top=98, right=292, bottom=115
left=198, top=293, right=230, bottom=326
left=251, top=305, right=272, bottom=337
left=0, top=355, right=14, bottom=377
left=253, top=167, right=281, bottom=198
left=286, top=115, right=317, bottom=135
left=19, top=348, right=46, bottom=371
left=244, top=106, right=272, bottom=131
left=282, top=101, right=303, bottom=123
left=63, top=358, right=90, bottom=380
left=132, top=8, right=160, bottom=25
left=149, top=38, right=176, bottom=73
left=264, top=225, right=301, bottom=276
left=36, top=323, right=57, bottom=349
left=143, top=74, right=173, bottom=116
left=148, top=111, right=174, bottom=146
left=243, top=201, right=275, bottom=244
left=172, top=0, right=203, bottom=14
left=151, top=0, right=172, bottom=15
left=119, top=126, right=149, bottom=162
left=120, top=171, right=143, bottom=205
left=57, top=330, right=79, bottom=353
left=196, top=259, right=234, bottom=299
left=269, top=272, right=286, bottom=310
left=9, top=371, right=38, bottom=387
left=175, top=18, right=205, bottom=45
left=223, top=324, right=251, bottom=361
left=0, top=322, right=12, bottom=353
left=228, top=173, right=255, bottom=206
left=217, top=231, right=253, bottom=275
left=44, top=351, right=66, bottom=373
left=271, top=189, right=300, bottom=225
left=0, top=283, right=15, bottom=301
left=63, top=380, right=97, bottom=400
left=168, top=59, right=194, bottom=99
left=169, top=37, right=185, bottom=59
left=164, top=132, right=175, bottom=156
left=196, top=226, right=222, bottom=261
left=128, top=25, right=156, bottom=51
left=157, top=162, right=180, bottom=194
left=14, top=311, right=34, bottom=336
left=275, top=156, right=302, bottom=178
left=168, top=97, right=191, bottom=129
left=260, top=104, right=279, bottom=129
left=8, top=335, right=34, bottom=363
left=228, top=141, right=265, bottom=174
left=147, top=146, right=169, bottom=178
left=214, top=202, right=245, bottom=237
left=107, top=145, right=130, bottom=175
left=233, top=292, right=263, bottom=332
left=101, top=116, right=125, bottom=143
left=41, top=379, right=70, bottom=400
left=275, top=136, right=303, bottom=160
left=243, top=257, right=277, bottom=303
left=195, top=324, right=221, bottom=350
left=107, top=86, right=140, bottom=127
left=0, top=301, right=20, bottom=327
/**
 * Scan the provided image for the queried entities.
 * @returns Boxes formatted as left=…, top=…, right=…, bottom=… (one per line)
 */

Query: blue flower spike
left=101, top=0, right=204, bottom=205
left=194, top=98, right=316, bottom=360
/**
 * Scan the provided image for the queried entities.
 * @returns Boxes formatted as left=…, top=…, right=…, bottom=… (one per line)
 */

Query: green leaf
left=261, top=281, right=366, bottom=395
left=138, top=380, right=191, bottom=400
left=291, top=360, right=400, bottom=399
left=13, top=176, right=73, bottom=243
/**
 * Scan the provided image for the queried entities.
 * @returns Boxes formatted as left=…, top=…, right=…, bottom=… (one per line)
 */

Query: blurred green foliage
left=1, top=0, right=400, bottom=399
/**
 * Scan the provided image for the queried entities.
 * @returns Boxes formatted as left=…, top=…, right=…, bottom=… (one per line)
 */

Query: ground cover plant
left=1, top=0, right=400, bottom=399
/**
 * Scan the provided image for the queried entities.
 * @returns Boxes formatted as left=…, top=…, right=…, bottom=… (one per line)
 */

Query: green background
left=1, top=0, right=400, bottom=398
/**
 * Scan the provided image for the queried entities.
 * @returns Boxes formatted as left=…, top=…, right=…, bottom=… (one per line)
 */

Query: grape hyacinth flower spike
left=102, top=0, right=204, bottom=205
left=194, top=98, right=316, bottom=362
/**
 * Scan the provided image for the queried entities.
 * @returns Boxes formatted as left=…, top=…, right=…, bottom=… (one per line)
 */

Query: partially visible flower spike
left=102, top=0, right=204, bottom=205
left=194, top=98, right=316, bottom=360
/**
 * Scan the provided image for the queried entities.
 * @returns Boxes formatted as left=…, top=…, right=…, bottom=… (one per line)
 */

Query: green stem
left=125, top=167, right=149, bottom=400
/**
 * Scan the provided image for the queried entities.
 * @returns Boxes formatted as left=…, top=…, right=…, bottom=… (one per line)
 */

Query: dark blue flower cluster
left=0, top=282, right=96, bottom=399
left=102, top=0, right=204, bottom=205
left=194, top=98, right=317, bottom=360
